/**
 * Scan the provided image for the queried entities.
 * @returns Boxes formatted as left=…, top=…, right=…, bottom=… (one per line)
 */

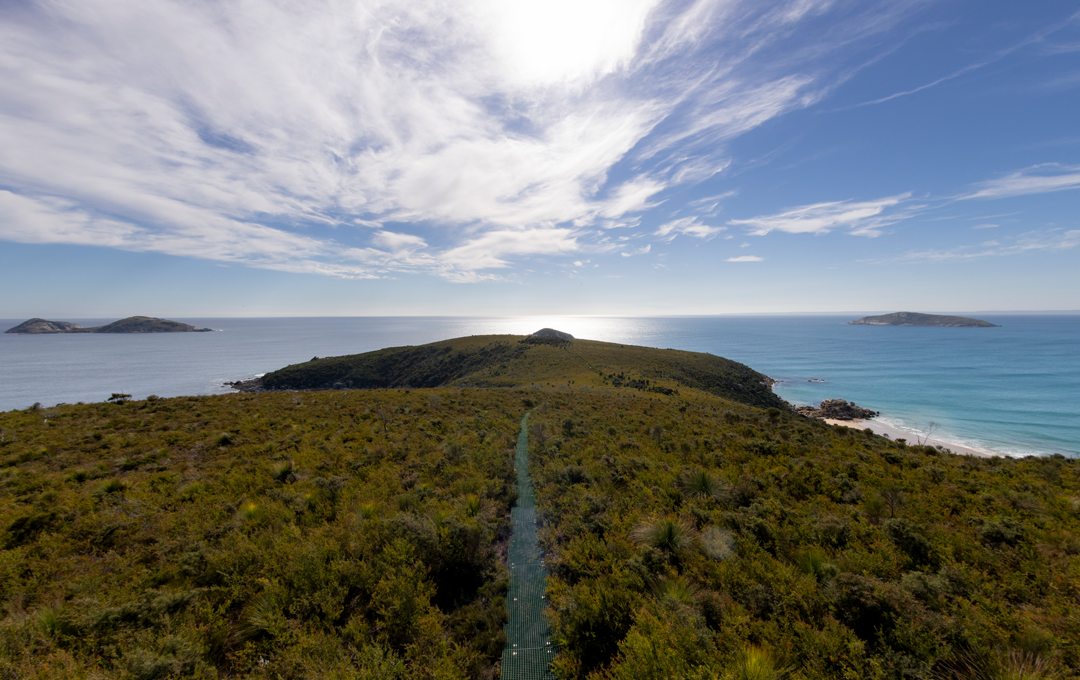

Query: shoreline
left=823, top=417, right=996, bottom=458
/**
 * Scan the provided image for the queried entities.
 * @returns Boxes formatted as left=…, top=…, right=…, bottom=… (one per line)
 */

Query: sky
left=1, top=0, right=1078, bottom=317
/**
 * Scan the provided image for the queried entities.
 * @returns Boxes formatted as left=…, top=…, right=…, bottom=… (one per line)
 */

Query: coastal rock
left=224, top=378, right=264, bottom=393
left=794, top=399, right=879, bottom=421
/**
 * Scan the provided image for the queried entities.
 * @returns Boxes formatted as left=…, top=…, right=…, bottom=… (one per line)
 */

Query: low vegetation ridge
left=1, top=335, right=1077, bottom=679
left=847, top=312, right=999, bottom=327
left=245, top=334, right=786, bottom=410
left=5, top=316, right=213, bottom=334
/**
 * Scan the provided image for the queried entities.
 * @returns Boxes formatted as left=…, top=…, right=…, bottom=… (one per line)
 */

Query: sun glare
left=475, top=0, right=659, bottom=86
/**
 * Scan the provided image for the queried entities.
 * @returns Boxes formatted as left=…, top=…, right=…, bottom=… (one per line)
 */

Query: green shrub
left=979, top=516, right=1026, bottom=547
left=794, top=547, right=837, bottom=582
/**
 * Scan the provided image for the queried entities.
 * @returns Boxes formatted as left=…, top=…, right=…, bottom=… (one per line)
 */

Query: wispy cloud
left=854, top=62, right=986, bottom=108
left=0, top=190, right=381, bottom=278
left=851, top=12, right=1080, bottom=108
left=899, top=229, right=1080, bottom=262
left=728, top=194, right=912, bottom=236
left=654, top=217, right=724, bottom=241
left=726, top=255, right=763, bottom=262
left=621, top=244, right=652, bottom=257
left=0, top=0, right=923, bottom=279
left=963, top=164, right=1080, bottom=200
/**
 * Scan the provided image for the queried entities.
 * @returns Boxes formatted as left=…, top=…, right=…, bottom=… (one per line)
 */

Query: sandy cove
left=824, top=418, right=995, bottom=458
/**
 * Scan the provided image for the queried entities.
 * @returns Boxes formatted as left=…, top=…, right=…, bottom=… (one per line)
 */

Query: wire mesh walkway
left=501, top=412, right=557, bottom=680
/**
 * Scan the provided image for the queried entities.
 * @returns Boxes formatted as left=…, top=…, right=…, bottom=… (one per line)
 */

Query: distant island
left=4, top=316, right=214, bottom=334
left=847, top=311, right=999, bottom=327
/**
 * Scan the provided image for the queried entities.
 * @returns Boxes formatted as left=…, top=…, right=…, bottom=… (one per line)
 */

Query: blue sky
left=1, top=0, right=1078, bottom=316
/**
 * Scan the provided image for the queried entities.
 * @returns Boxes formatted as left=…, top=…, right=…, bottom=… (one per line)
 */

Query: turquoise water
left=1, top=315, right=1076, bottom=457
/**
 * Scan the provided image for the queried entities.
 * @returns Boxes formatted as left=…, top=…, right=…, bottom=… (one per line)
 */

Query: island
left=4, top=316, right=214, bottom=334
left=847, top=311, right=999, bottom=327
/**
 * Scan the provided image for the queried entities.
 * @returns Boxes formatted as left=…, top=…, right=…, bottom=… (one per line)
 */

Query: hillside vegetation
left=260, top=335, right=784, bottom=410
left=525, top=393, right=1079, bottom=679
left=1, top=337, right=1078, bottom=679
left=0, top=390, right=521, bottom=679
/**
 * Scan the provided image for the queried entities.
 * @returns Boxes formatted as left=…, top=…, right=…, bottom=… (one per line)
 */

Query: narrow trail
left=501, top=412, right=556, bottom=680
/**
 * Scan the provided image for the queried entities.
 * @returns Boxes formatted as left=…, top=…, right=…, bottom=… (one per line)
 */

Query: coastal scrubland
left=257, top=335, right=784, bottom=410
left=526, top=393, right=1079, bottom=679
left=0, top=336, right=1078, bottom=679
left=0, top=390, right=520, bottom=679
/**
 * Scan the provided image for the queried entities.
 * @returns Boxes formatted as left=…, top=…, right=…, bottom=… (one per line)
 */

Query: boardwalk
left=501, top=413, right=556, bottom=680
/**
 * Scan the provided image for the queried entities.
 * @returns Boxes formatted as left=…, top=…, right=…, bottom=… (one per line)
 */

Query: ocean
left=1, top=315, right=1076, bottom=458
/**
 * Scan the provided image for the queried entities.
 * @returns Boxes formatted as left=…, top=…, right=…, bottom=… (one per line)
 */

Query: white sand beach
left=824, top=418, right=996, bottom=458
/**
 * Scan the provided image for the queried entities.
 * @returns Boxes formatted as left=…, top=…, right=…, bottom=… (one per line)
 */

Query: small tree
left=916, top=422, right=939, bottom=446
left=107, top=393, right=131, bottom=405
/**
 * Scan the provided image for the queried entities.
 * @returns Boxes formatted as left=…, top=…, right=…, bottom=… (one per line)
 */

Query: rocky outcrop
left=531, top=328, right=574, bottom=339
left=794, top=399, right=879, bottom=421
left=223, top=378, right=265, bottom=393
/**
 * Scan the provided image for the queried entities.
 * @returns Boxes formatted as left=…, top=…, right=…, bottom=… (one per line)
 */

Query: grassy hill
left=1, top=337, right=1077, bottom=679
left=260, top=335, right=785, bottom=410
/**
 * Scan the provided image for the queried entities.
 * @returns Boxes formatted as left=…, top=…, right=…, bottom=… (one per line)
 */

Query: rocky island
left=4, top=316, right=214, bottom=334
left=847, top=311, right=998, bottom=327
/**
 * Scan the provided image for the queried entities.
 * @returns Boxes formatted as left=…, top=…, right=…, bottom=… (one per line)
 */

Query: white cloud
left=0, top=190, right=380, bottom=278
left=654, top=216, right=724, bottom=241
left=899, top=229, right=1080, bottom=262
left=0, top=0, right=923, bottom=278
left=728, top=194, right=911, bottom=236
left=372, top=231, right=427, bottom=252
left=963, top=164, right=1080, bottom=200
left=621, top=244, right=652, bottom=257
left=438, top=228, right=578, bottom=272
left=972, top=223, right=999, bottom=229
left=726, top=255, right=763, bottom=261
